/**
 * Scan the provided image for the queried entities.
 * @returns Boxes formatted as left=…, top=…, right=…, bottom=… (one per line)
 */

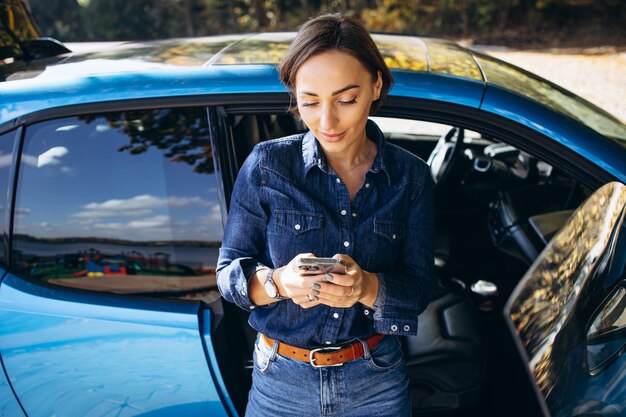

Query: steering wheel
left=427, top=127, right=464, bottom=186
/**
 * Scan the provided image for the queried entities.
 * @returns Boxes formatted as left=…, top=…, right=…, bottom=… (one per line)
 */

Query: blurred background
left=27, top=0, right=626, bottom=121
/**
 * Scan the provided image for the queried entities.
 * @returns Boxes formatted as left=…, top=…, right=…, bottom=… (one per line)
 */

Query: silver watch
left=263, top=269, right=286, bottom=300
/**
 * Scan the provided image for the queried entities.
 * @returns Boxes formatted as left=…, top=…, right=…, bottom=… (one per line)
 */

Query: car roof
left=1, top=31, right=626, bottom=176
left=1, top=33, right=483, bottom=81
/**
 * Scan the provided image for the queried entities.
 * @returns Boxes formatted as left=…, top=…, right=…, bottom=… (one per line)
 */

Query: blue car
left=1, top=2, right=626, bottom=417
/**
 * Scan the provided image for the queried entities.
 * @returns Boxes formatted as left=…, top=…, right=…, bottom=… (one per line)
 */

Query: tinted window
left=13, top=108, right=223, bottom=302
left=587, top=286, right=626, bottom=371
left=0, top=129, right=16, bottom=267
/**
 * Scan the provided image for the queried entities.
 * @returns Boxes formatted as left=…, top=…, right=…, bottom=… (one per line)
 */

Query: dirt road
left=480, top=47, right=626, bottom=124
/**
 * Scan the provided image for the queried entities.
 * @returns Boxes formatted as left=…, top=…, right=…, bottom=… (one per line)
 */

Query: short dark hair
left=279, top=13, right=394, bottom=115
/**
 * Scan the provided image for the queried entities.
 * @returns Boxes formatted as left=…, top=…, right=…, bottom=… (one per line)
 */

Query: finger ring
left=307, top=294, right=315, bottom=302
left=348, top=286, right=354, bottom=296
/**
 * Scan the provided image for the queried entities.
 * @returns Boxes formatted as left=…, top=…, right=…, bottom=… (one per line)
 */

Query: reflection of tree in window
left=13, top=107, right=223, bottom=302
left=78, top=108, right=214, bottom=175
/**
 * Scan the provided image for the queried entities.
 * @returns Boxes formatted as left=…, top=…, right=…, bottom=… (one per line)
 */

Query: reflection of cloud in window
left=94, top=215, right=170, bottom=231
left=200, top=204, right=223, bottom=225
left=168, top=196, right=211, bottom=208
left=20, top=154, right=38, bottom=167
left=37, top=147, right=69, bottom=168
left=15, top=208, right=31, bottom=216
left=55, top=125, right=79, bottom=132
left=39, top=222, right=52, bottom=229
left=73, top=194, right=211, bottom=219
left=0, top=153, right=12, bottom=168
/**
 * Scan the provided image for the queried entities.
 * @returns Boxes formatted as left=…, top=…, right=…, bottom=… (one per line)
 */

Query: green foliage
left=30, top=0, right=85, bottom=41
left=28, top=0, right=625, bottom=42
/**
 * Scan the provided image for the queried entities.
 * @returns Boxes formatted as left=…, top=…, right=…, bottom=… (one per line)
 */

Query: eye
left=339, top=99, right=357, bottom=106
left=300, top=102, right=318, bottom=108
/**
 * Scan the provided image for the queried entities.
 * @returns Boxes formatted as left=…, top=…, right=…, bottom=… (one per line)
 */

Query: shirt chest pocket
left=269, top=210, right=325, bottom=263
left=373, top=219, right=406, bottom=243
left=369, top=218, right=406, bottom=269
left=274, top=210, right=324, bottom=234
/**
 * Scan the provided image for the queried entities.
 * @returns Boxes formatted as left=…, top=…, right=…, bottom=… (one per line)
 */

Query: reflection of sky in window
left=15, top=115, right=223, bottom=243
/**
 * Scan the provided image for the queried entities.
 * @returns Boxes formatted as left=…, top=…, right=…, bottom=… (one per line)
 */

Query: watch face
left=264, top=281, right=278, bottom=298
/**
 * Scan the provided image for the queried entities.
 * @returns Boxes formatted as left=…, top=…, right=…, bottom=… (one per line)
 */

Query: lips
left=318, top=130, right=347, bottom=141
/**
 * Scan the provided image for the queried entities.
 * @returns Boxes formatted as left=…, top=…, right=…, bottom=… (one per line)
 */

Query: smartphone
left=294, top=257, right=346, bottom=275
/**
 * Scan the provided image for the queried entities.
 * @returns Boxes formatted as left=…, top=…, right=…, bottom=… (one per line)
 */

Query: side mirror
left=586, top=285, right=626, bottom=374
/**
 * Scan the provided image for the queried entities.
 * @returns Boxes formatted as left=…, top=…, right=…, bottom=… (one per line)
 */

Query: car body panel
left=392, top=71, right=484, bottom=108
left=505, top=181, right=626, bottom=417
left=0, top=65, right=286, bottom=125
left=0, top=348, right=26, bottom=417
left=481, top=85, right=626, bottom=183
left=0, top=65, right=487, bottom=128
left=200, top=309, right=238, bottom=417
left=0, top=273, right=231, bottom=417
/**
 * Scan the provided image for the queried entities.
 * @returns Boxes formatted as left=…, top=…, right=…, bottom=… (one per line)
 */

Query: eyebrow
left=299, top=84, right=360, bottom=97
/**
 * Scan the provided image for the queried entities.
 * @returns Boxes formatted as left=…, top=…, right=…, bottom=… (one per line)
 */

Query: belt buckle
left=309, top=346, right=343, bottom=368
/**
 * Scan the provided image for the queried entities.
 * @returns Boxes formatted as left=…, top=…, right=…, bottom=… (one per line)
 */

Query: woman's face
left=295, top=50, right=382, bottom=152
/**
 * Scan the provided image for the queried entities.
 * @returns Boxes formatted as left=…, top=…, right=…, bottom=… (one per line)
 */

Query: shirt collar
left=302, top=119, right=391, bottom=185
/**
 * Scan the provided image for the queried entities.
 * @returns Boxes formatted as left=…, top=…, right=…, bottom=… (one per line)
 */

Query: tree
left=30, top=0, right=85, bottom=41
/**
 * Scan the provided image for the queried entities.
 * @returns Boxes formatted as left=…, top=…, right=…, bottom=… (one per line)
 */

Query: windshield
left=473, top=52, right=626, bottom=146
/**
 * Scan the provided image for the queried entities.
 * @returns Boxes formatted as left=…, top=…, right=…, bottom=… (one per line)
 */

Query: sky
left=11, top=110, right=224, bottom=244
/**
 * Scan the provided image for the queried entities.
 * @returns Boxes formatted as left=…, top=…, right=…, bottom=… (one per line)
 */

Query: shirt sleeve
left=216, top=145, right=274, bottom=312
left=371, top=169, right=435, bottom=336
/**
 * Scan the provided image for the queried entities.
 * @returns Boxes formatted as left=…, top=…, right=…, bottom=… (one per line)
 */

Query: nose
left=319, top=104, right=338, bottom=131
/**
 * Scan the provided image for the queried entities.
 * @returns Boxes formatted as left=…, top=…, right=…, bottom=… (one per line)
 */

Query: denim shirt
left=217, top=119, right=434, bottom=349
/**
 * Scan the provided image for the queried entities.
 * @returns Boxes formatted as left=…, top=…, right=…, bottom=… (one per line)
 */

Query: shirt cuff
left=371, top=272, right=419, bottom=336
left=242, top=260, right=281, bottom=310
left=373, top=272, right=387, bottom=316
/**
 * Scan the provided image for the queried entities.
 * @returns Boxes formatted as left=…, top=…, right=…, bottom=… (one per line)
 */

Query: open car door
left=505, top=182, right=626, bottom=417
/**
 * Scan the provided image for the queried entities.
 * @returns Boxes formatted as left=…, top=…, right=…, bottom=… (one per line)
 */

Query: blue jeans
left=245, top=334, right=410, bottom=417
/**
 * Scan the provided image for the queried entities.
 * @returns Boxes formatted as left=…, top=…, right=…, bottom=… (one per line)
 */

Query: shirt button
left=333, top=313, right=339, bottom=319
left=294, top=224, right=301, bottom=231
left=240, top=290, right=246, bottom=296
left=391, top=324, right=398, bottom=332
left=365, top=182, right=371, bottom=188
left=392, top=234, right=397, bottom=240
left=403, top=325, right=411, bottom=331
left=250, top=306, right=255, bottom=310
left=364, top=310, right=370, bottom=316
left=341, top=210, right=347, bottom=216
left=336, top=178, right=341, bottom=184
left=343, top=241, right=350, bottom=247
left=325, top=341, right=332, bottom=345
left=352, top=212, right=358, bottom=218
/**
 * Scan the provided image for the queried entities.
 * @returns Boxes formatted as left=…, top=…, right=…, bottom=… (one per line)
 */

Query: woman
left=217, top=13, right=434, bottom=417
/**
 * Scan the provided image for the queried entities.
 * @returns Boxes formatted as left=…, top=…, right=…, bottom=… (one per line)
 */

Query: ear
left=374, top=71, right=383, bottom=99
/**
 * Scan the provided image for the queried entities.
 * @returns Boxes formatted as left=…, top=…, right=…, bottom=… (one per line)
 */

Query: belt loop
left=359, top=338, right=372, bottom=359
left=260, top=333, right=280, bottom=361
left=269, top=336, right=280, bottom=361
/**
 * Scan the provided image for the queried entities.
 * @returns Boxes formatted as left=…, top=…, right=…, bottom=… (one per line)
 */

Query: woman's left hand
left=313, top=254, right=378, bottom=308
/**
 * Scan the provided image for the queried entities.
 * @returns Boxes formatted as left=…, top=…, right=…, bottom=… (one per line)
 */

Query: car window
left=12, top=107, right=223, bottom=302
left=587, top=285, right=626, bottom=372
left=0, top=129, right=16, bottom=268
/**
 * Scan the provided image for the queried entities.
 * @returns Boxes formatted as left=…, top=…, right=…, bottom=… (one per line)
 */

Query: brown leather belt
left=261, top=333, right=385, bottom=368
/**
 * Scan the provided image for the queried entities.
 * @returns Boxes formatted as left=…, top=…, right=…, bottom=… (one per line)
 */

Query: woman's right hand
left=274, top=253, right=324, bottom=309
